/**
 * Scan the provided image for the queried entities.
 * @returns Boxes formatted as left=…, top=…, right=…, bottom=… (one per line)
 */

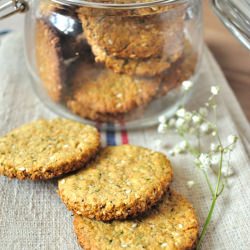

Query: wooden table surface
left=0, top=1, right=249, bottom=120
left=204, top=0, right=250, bottom=121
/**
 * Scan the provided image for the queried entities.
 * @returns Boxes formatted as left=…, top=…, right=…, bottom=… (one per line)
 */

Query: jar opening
left=52, top=0, right=188, bottom=9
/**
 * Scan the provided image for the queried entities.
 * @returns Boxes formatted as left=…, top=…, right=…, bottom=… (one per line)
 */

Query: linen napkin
left=0, top=33, right=249, bottom=250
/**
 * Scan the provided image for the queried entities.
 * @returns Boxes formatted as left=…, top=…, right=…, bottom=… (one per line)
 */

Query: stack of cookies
left=58, top=144, right=199, bottom=250
left=35, top=1, right=198, bottom=122
left=0, top=118, right=199, bottom=249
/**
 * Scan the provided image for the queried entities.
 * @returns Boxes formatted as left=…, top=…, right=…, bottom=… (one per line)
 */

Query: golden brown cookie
left=66, top=60, right=161, bottom=122
left=58, top=145, right=173, bottom=221
left=77, top=2, right=187, bottom=24
left=0, top=119, right=100, bottom=180
left=79, top=12, right=184, bottom=60
left=95, top=48, right=181, bottom=77
left=36, top=19, right=65, bottom=102
left=73, top=190, right=199, bottom=250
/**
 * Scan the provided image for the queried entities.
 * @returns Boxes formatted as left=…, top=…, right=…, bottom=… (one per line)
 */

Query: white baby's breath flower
left=200, top=123, right=210, bottom=133
left=158, top=115, right=167, bottom=124
left=168, top=149, right=175, bottom=156
left=176, top=118, right=185, bottom=128
left=199, top=107, right=208, bottom=117
left=182, top=80, right=193, bottom=91
left=173, top=146, right=182, bottom=154
left=179, top=141, right=188, bottom=151
left=210, top=143, right=217, bottom=151
left=212, top=131, right=217, bottom=137
left=211, top=86, right=220, bottom=95
left=184, top=111, right=192, bottom=121
left=210, top=154, right=220, bottom=165
left=199, top=153, right=210, bottom=170
left=222, top=165, right=234, bottom=177
left=227, top=135, right=238, bottom=144
left=168, top=118, right=176, bottom=128
left=157, top=123, right=167, bottom=134
left=192, top=115, right=201, bottom=124
left=187, top=180, right=195, bottom=189
left=176, top=108, right=186, bottom=118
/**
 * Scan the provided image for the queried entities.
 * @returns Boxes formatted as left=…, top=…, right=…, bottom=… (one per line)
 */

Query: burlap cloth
left=0, top=33, right=249, bottom=250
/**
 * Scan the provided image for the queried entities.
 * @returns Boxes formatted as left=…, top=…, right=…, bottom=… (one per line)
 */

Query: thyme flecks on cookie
left=58, top=145, right=173, bottom=221
left=67, top=60, right=161, bottom=122
left=0, top=118, right=100, bottom=180
left=73, top=190, right=199, bottom=250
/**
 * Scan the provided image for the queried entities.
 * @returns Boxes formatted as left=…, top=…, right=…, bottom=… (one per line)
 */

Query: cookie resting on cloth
left=73, top=190, right=199, bottom=250
left=0, top=118, right=100, bottom=180
left=58, top=145, right=173, bottom=221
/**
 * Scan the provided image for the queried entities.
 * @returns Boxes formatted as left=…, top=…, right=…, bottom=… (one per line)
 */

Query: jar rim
left=52, top=0, right=188, bottom=9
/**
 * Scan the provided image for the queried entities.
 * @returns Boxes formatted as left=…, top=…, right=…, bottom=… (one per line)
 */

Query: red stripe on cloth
left=121, top=129, right=129, bottom=144
left=120, top=123, right=129, bottom=144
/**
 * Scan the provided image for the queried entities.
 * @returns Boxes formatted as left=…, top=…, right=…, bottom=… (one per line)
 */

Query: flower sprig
left=157, top=81, right=238, bottom=249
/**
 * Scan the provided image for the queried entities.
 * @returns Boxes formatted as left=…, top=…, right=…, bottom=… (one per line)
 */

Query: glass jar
left=0, top=1, right=204, bottom=129
left=1, top=0, right=249, bottom=130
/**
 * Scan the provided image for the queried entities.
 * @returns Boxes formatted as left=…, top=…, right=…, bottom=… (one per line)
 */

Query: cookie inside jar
left=34, top=0, right=200, bottom=125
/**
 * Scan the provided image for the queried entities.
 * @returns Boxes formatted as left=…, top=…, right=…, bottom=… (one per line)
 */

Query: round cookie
left=66, top=60, right=161, bottom=122
left=36, top=19, right=66, bottom=102
left=90, top=43, right=182, bottom=77
left=73, top=190, right=199, bottom=250
left=77, top=1, right=186, bottom=17
left=58, top=145, right=173, bottom=221
left=79, top=12, right=184, bottom=60
left=0, top=119, right=100, bottom=180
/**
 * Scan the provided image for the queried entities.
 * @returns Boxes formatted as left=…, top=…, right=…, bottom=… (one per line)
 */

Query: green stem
left=203, top=170, right=215, bottom=196
left=196, top=193, right=217, bottom=250
left=197, top=149, right=224, bottom=249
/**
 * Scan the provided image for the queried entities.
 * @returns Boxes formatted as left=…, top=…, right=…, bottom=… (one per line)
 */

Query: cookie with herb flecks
left=58, top=145, right=173, bottom=221
left=66, top=60, right=161, bottom=122
left=90, top=43, right=180, bottom=77
left=73, top=190, right=199, bottom=250
left=0, top=118, right=100, bottom=180
left=78, top=7, right=185, bottom=61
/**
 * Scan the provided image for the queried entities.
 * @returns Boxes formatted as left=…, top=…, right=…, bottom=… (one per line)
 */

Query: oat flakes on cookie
left=58, top=145, right=173, bottom=221
left=66, top=60, right=161, bottom=122
left=95, top=48, right=182, bottom=77
left=78, top=12, right=184, bottom=60
left=73, top=190, right=199, bottom=250
left=0, top=119, right=100, bottom=180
